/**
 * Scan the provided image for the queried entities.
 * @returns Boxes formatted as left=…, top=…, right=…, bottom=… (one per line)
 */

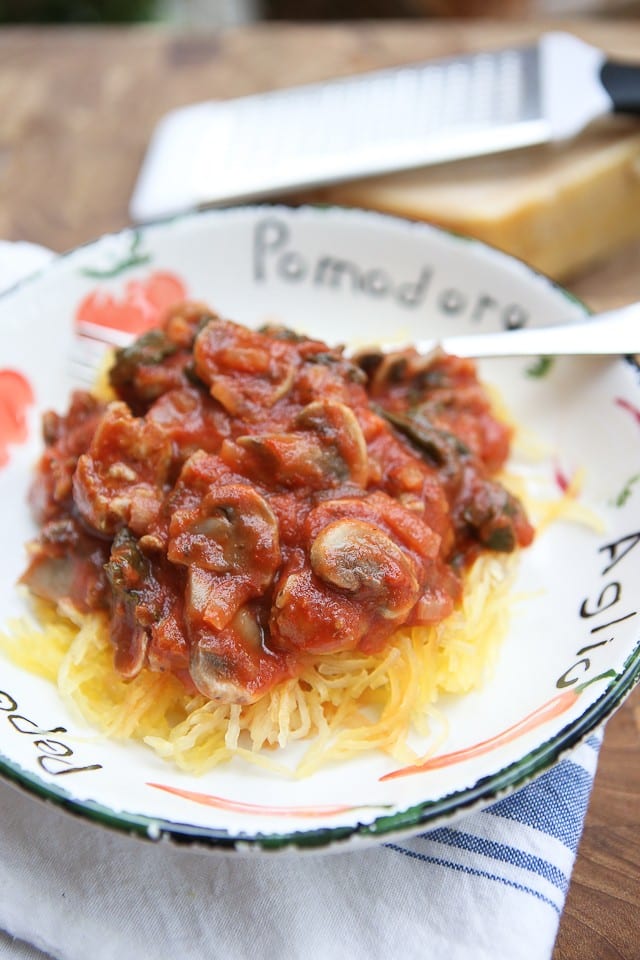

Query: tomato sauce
left=21, top=303, right=533, bottom=705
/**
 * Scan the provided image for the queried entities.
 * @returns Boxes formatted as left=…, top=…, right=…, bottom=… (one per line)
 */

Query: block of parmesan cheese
left=307, top=120, right=640, bottom=281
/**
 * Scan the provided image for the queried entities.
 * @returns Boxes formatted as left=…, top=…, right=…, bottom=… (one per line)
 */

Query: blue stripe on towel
left=484, top=761, right=592, bottom=851
left=422, top=828, right=569, bottom=892
left=384, top=843, right=561, bottom=914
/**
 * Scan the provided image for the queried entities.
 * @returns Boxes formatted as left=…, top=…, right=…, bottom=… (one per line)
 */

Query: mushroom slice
left=105, top=529, right=164, bottom=679
left=310, top=518, right=420, bottom=621
left=20, top=516, right=109, bottom=613
left=358, top=346, right=444, bottom=399
left=189, top=606, right=289, bottom=705
left=189, top=650, right=257, bottom=705
left=231, top=400, right=368, bottom=490
left=189, top=609, right=263, bottom=705
left=168, top=483, right=281, bottom=584
left=170, top=483, right=281, bottom=642
left=306, top=491, right=440, bottom=563
left=296, top=400, right=368, bottom=487
left=230, top=433, right=334, bottom=490
left=271, top=517, right=423, bottom=656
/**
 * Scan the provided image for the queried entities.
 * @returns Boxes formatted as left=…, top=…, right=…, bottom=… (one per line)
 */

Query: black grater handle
left=600, top=60, right=640, bottom=115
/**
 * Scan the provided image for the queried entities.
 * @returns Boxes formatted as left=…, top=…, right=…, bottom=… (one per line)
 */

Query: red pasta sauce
left=21, top=303, right=533, bottom=705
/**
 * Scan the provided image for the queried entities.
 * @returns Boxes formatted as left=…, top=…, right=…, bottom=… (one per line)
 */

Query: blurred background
left=1, top=0, right=639, bottom=26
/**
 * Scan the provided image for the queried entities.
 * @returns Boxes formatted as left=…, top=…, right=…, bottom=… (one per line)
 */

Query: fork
left=389, top=301, right=640, bottom=360
left=71, top=300, right=640, bottom=387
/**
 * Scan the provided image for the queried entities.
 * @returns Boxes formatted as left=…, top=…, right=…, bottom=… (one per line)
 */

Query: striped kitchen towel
left=0, top=731, right=602, bottom=960
left=382, top=731, right=602, bottom=959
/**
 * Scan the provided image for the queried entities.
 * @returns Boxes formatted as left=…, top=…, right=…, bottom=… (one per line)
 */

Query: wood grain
left=0, top=22, right=638, bottom=959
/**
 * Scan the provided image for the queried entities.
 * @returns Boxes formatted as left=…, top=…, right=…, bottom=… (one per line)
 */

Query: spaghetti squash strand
left=1, top=552, right=518, bottom=776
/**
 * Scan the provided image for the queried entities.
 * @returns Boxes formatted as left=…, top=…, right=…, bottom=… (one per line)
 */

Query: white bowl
left=0, top=205, right=638, bottom=853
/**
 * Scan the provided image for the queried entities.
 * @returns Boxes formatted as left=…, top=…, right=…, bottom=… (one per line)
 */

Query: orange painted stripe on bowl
left=147, top=781, right=371, bottom=818
left=380, top=669, right=616, bottom=782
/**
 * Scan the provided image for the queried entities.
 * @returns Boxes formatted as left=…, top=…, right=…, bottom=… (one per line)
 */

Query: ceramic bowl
left=0, top=206, right=638, bottom=853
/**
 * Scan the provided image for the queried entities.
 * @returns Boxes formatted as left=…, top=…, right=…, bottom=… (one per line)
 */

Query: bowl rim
left=0, top=646, right=638, bottom=854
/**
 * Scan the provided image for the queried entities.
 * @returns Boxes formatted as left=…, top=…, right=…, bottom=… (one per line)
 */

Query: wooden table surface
left=0, top=20, right=638, bottom=959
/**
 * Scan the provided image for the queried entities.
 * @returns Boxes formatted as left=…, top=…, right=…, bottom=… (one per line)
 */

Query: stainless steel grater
left=130, top=32, right=640, bottom=221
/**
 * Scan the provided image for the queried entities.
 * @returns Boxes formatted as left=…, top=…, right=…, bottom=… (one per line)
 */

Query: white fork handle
left=409, top=302, right=640, bottom=359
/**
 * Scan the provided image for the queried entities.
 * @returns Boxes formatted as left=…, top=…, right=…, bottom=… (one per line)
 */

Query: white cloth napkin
left=0, top=735, right=602, bottom=960
left=0, top=243, right=603, bottom=960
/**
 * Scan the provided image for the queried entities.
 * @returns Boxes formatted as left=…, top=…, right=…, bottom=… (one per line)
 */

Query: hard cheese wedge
left=309, top=121, right=640, bottom=281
